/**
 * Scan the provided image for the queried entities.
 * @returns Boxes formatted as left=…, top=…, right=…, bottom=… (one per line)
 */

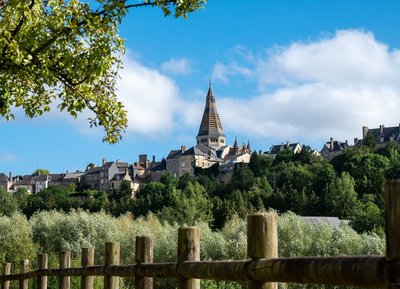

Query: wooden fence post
left=38, top=254, right=48, bottom=289
left=247, top=213, right=278, bottom=289
left=385, top=181, right=400, bottom=288
left=104, top=242, right=120, bottom=289
left=178, top=227, right=200, bottom=289
left=19, top=259, right=29, bottom=289
left=81, top=248, right=94, bottom=289
left=135, top=236, right=153, bottom=289
left=59, top=252, right=71, bottom=289
left=2, top=263, right=11, bottom=289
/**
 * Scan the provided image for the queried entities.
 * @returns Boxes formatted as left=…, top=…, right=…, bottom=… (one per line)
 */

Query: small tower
left=247, top=140, right=252, bottom=153
left=196, top=82, right=226, bottom=149
left=233, top=136, right=239, bottom=155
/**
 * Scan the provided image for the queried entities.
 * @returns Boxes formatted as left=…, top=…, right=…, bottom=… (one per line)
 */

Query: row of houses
left=2, top=82, right=398, bottom=195
left=0, top=83, right=253, bottom=195
left=263, top=123, right=400, bottom=161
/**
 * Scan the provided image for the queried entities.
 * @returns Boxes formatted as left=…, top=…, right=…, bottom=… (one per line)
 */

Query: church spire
left=196, top=83, right=226, bottom=149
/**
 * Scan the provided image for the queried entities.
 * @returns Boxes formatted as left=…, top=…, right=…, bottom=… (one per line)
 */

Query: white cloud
left=117, top=57, right=182, bottom=135
left=0, top=153, right=19, bottom=163
left=213, top=30, right=400, bottom=144
left=212, top=61, right=254, bottom=83
left=161, top=57, right=193, bottom=75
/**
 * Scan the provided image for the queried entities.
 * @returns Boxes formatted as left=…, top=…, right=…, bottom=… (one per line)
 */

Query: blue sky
left=2, top=0, right=400, bottom=175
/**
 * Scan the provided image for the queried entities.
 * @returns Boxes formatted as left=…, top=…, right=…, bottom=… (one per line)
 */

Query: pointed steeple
left=247, top=140, right=252, bottom=153
left=196, top=82, right=226, bottom=149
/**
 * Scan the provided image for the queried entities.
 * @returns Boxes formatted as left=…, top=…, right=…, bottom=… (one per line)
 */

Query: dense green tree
left=32, top=169, right=50, bottom=176
left=363, top=132, right=377, bottom=149
left=0, top=214, right=37, bottom=266
left=13, top=187, right=30, bottom=210
left=350, top=194, right=384, bottom=235
left=24, top=186, right=82, bottom=217
left=0, top=0, right=206, bottom=143
left=160, top=182, right=213, bottom=225
left=133, top=182, right=169, bottom=217
left=0, top=188, right=18, bottom=216
left=227, top=164, right=255, bottom=192
left=273, top=149, right=295, bottom=165
left=293, top=145, right=314, bottom=164
left=324, top=172, right=359, bottom=219
left=160, top=172, right=179, bottom=190
left=249, top=152, right=273, bottom=177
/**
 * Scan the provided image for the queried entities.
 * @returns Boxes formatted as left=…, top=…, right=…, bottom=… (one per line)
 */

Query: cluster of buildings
left=0, top=83, right=252, bottom=195
left=1, top=83, right=399, bottom=195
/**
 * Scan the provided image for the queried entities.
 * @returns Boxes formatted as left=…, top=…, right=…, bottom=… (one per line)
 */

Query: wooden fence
left=2, top=181, right=400, bottom=289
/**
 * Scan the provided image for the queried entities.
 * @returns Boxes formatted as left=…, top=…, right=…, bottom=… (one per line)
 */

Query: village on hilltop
left=1, top=83, right=399, bottom=195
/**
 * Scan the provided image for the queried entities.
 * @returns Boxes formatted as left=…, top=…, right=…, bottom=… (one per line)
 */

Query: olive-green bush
left=0, top=210, right=385, bottom=289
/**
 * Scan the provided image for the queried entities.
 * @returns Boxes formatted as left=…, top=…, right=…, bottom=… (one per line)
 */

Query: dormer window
left=380, top=137, right=384, bottom=142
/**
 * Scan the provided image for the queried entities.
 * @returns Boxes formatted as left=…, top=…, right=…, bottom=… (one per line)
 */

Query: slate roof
left=110, top=172, right=131, bottom=181
left=301, top=216, right=342, bottom=228
left=365, top=125, right=400, bottom=143
left=48, top=174, right=64, bottom=182
left=14, top=175, right=33, bottom=185
left=269, top=142, right=301, bottom=155
left=149, top=159, right=166, bottom=172
left=182, top=144, right=222, bottom=162
left=86, top=166, right=102, bottom=175
left=115, top=162, right=129, bottom=168
left=196, top=83, right=225, bottom=138
left=64, top=172, right=84, bottom=180
left=166, top=150, right=183, bottom=160
left=323, top=140, right=348, bottom=152
left=0, top=173, right=8, bottom=182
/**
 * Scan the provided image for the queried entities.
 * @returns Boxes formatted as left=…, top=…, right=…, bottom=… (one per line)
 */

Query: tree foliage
left=0, top=0, right=206, bottom=143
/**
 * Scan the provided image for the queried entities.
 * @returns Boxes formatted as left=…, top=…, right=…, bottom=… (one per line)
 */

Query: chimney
left=345, top=140, right=348, bottom=147
left=152, top=155, right=155, bottom=163
left=181, top=145, right=187, bottom=153
left=330, top=137, right=334, bottom=150
left=362, top=126, right=369, bottom=139
left=102, top=158, right=106, bottom=166
left=8, top=172, right=12, bottom=182
left=380, top=124, right=384, bottom=135
left=354, top=138, right=358, bottom=145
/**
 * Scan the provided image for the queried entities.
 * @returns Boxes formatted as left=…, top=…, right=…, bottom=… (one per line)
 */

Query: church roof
left=196, top=83, right=225, bottom=138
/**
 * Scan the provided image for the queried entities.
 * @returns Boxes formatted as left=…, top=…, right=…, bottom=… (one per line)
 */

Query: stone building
left=320, top=137, right=349, bottom=161
left=166, top=83, right=251, bottom=177
left=358, top=124, right=400, bottom=147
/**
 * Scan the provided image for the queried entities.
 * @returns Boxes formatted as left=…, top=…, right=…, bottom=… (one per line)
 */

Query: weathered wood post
left=38, top=254, right=48, bottom=289
left=59, top=252, right=71, bottom=289
left=104, top=242, right=120, bottom=289
left=247, top=213, right=278, bottom=289
left=19, top=259, right=29, bottom=289
left=135, top=236, right=153, bottom=289
left=385, top=181, right=400, bottom=288
left=81, top=248, right=94, bottom=289
left=2, top=263, right=11, bottom=289
left=178, top=227, right=200, bottom=289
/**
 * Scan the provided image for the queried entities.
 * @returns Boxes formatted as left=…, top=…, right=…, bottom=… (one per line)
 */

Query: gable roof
left=322, top=140, right=348, bottom=152
left=0, top=173, right=8, bottom=183
left=365, top=125, right=400, bottom=142
left=269, top=142, right=301, bottom=155
left=166, top=150, right=183, bottom=160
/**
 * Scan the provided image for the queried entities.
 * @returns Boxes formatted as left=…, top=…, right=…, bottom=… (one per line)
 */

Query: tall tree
left=0, top=0, right=206, bottom=143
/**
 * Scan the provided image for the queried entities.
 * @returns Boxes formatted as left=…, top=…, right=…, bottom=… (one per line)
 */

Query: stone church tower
left=196, top=82, right=226, bottom=149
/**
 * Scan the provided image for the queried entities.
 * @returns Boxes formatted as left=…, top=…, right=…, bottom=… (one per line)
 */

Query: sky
left=2, top=0, right=400, bottom=175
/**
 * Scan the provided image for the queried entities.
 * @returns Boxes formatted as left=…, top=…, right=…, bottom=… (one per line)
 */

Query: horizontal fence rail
left=2, top=180, right=400, bottom=289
